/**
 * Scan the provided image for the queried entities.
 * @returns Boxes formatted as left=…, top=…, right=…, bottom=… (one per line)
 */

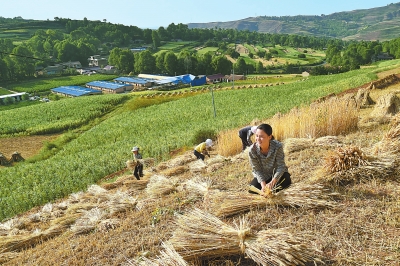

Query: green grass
left=0, top=62, right=390, bottom=221
left=0, top=88, right=12, bottom=96
left=196, top=47, right=219, bottom=55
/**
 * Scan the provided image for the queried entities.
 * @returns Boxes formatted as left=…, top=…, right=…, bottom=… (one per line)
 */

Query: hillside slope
left=1, top=68, right=400, bottom=265
left=188, top=2, right=400, bottom=41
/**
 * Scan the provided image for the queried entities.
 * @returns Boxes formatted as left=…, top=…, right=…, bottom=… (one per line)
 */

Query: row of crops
left=0, top=60, right=398, bottom=221
left=0, top=94, right=129, bottom=136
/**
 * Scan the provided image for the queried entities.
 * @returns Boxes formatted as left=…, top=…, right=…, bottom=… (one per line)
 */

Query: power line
left=0, top=50, right=52, bottom=62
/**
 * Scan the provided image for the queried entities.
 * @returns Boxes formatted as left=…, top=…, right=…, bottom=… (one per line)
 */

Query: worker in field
left=248, top=124, right=291, bottom=195
left=238, top=125, right=257, bottom=152
left=193, top=139, right=213, bottom=161
left=131, top=146, right=143, bottom=180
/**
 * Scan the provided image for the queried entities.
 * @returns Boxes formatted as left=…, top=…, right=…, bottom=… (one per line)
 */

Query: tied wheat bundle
left=126, top=159, right=138, bottom=170
left=324, top=145, right=370, bottom=173
left=323, top=159, right=396, bottom=184
left=99, top=191, right=137, bottom=215
left=145, top=175, right=181, bottom=198
left=184, top=176, right=221, bottom=210
left=169, top=208, right=321, bottom=265
left=212, top=183, right=337, bottom=218
left=123, top=179, right=149, bottom=190
left=160, top=165, right=189, bottom=177
left=0, top=224, right=66, bottom=252
left=70, top=207, right=106, bottom=235
left=133, top=242, right=188, bottom=266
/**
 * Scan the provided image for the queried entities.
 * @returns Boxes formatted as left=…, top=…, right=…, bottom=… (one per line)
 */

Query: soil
left=0, top=134, right=59, bottom=160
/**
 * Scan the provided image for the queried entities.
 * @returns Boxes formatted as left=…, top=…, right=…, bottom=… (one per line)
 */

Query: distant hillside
left=188, top=2, right=400, bottom=41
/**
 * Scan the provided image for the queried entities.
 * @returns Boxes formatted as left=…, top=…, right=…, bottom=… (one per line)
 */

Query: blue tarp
left=86, top=81, right=126, bottom=90
left=51, top=86, right=101, bottom=97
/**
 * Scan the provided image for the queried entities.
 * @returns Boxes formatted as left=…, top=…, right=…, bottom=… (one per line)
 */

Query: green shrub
left=191, top=129, right=217, bottom=145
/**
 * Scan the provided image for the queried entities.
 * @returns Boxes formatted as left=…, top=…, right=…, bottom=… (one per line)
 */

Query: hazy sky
left=2, top=0, right=397, bottom=29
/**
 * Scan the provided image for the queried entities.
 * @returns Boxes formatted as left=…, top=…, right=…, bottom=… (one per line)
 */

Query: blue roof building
left=51, top=86, right=102, bottom=97
left=86, top=81, right=132, bottom=93
left=114, top=77, right=154, bottom=91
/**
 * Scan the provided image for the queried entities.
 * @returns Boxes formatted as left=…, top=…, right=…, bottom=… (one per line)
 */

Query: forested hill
left=187, top=2, right=400, bottom=41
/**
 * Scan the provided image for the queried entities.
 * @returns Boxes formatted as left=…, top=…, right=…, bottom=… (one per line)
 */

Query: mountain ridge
left=188, top=2, right=400, bottom=41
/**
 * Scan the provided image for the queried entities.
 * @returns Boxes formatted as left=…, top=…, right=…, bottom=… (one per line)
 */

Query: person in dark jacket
left=131, top=146, right=143, bottom=180
left=239, top=125, right=257, bottom=151
left=248, top=124, right=291, bottom=195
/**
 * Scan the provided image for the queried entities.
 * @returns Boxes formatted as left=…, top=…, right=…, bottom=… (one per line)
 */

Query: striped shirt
left=248, top=140, right=288, bottom=183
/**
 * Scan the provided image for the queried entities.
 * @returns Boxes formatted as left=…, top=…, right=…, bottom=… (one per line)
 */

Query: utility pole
left=210, top=87, right=216, bottom=118
left=232, top=68, right=235, bottom=89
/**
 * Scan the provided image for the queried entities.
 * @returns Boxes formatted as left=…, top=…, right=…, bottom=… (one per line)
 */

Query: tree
left=135, top=50, right=155, bottom=74
left=11, top=46, right=35, bottom=79
left=156, top=51, right=167, bottom=74
left=164, top=52, right=178, bottom=75
left=256, top=61, right=264, bottom=74
left=211, top=56, right=232, bottom=75
left=152, top=30, right=161, bottom=48
left=234, top=57, right=247, bottom=75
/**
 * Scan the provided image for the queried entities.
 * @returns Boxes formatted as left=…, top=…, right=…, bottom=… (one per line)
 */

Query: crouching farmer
left=194, top=139, right=213, bottom=161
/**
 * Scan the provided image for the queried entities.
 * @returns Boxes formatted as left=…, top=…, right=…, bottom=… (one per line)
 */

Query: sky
left=1, top=0, right=398, bottom=29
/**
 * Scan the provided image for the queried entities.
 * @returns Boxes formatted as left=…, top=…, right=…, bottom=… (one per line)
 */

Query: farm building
left=130, top=47, right=147, bottom=53
left=51, top=86, right=102, bottom=97
left=138, top=74, right=170, bottom=80
left=225, top=74, right=246, bottom=82
left=114, top=77, right=154, bottom=91
left=0, top=92, right=27, bottom=104
left=86, top=81, right=132, bottom=94
left=206, top=73, right=225, bottom=84
left=88, top=55, right=108, bottom=67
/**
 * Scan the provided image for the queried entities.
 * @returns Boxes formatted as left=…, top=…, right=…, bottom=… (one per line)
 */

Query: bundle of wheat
left=212, top=183, right=337, bottom=217
left=145, top=175, right=181, bottom=198
left=167, top=153, right=196, bottom=167
left=169, top=208, right=321, bottom=265
left=126, top=159, right=138, bottom=170
left=133, top=242, right=188, bottom=266
left=160, top=165, right=188, bottom=177
left=0, top=224, right=66, bottom=252
left=188, top=159, right=207, bottom=173
left=123, top=179, right=149, bottom=190
left=324, top=145, right=370, bottom=173
left=184, top=177, right=221, bottom=209
left=283, top=138, right=314, bottom=154
left=100, top=191, right=137, bottom=215
left=0, top=252, right=18, bottom=264
left=70, top=207, right=106, bottom=235
left=318, top=159, right=397, bottom=184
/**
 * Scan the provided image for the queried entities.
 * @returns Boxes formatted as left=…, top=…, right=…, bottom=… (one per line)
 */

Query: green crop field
left=0, top=94, right=128, bottom=136
left=1, top=60, right=395, bottom=221
left=196, top=46, right=219, bottom=55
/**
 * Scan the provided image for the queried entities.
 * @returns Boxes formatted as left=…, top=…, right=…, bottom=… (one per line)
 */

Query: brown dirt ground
left=0, top=134, right=60, bottom=160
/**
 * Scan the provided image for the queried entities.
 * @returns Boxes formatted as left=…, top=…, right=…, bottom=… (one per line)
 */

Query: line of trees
left=2, top=17, right=400, bottom=83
